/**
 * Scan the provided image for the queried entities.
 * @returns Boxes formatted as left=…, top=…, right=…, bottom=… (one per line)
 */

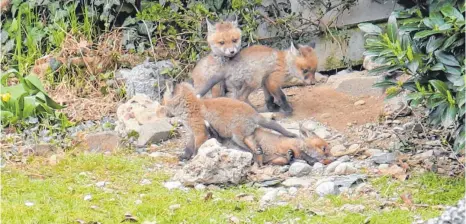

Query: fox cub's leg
left=180, top=134, right=196, bottom=161
left=264, top=79, right=293, bottom=115
left=263, top=86, right=280, bottom=112
left=268, top=157, right=289, bottom=166
left=243, top=135, right=264, bottom=167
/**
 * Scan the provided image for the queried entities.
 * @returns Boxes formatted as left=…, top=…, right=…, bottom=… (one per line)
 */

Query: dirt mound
left=250, top=85, right=385, bottom=132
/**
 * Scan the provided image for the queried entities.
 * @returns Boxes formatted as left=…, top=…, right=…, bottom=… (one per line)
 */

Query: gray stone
left=136, top=119, right=172, bottom=147
left=173, top=139, right=253, bottom=185
left=82, top=131, right=121, bottom=152
left=325, top=161, right=342, bottom=174
left=163, top=181, right=182, bottom=190
left=337, top=155, right=350, bottom=162
left=340, top=204, right=365, bottom=213
left=194, top=184, right=206, bottom=191
left=364, top=148, right=382, bottom=157
left=378, top=164, right=390, bottom=169
left=31, top=144, right=58, bottom=157
left=261, top=188, right=279, bottom=204
left=115, top=94, right=173, bottom=146
left=254, top=178, right=284, bottom=187
left=281, top=177, right=314, bottom=188
left=302, top=120, right=320, bottom=131
left=116, top=60, right=174, bottom=101
left=371, top=152, right=396, bottom=164
left=280, top=165, right=290, bottom=173
left=413, top=150, right=434, bottom=161
left=333, top=162, right=357, bottom=175
left=363, top=56, right=388, bottom=71
left=314, top=128, right=331, bottom=139
left=289, top=162, right=312, bottom=177
left=331, top=145, right=346, bottom=156
left=315, top=182, right=338, bottom=197
left=333, top=174, right=367, bottom=188
left=354, top=100, right=366, bottom=106
left=327, top=71, right=384, bottom=96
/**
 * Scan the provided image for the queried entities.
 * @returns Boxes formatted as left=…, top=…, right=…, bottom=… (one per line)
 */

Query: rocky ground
left=1, top=65, right=464, bottom=223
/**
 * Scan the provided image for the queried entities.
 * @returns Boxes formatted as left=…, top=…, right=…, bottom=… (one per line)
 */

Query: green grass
left=2, top=153, right=464, bottom=224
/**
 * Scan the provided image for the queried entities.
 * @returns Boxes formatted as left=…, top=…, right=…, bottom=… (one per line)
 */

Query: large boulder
left=327, top=70, right=384, bottom=96
left=173, top=139, right=253, bottom=185
left=115, top=60, right=174, bottom=102
left=115, top=94, right=172, bottom=147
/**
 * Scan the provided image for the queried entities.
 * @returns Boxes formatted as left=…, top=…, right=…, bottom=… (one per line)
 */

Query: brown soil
left=250, top=85, right=385, bottom=132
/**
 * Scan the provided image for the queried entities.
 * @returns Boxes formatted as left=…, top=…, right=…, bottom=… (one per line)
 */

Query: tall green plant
left=0, top=70, right=70, bottom=128
left=358, top=1, right=465, bottom=151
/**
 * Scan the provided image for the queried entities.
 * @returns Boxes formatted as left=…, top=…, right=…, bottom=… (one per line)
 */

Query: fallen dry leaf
left=379, top=164, right=408, bottom=181
left=48, top=154, right=58, bottom=166
left=122, top=213, right=138, bottom=222
left=204, top=192, right=213, bottom=202
left=400, top=193, right=413, bottom=208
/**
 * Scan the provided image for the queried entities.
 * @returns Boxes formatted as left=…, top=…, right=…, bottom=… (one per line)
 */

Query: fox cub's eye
left=302, top=69, right=309, bottom=74
left=219, top=41, right=225, bottom=45
left=232, top=39, right=238, bottom=43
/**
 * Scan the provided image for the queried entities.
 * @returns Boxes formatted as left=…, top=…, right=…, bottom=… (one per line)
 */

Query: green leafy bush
left=358, top=1, right=465, bottom=151
left=0, top=70, right=70, bottom=127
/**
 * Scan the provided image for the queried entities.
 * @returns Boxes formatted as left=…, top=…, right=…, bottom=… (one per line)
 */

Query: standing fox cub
left=162, top=82, right=297, bottom=161
left=191, top=17, right=242, bottom=98
left=196, top=42, right=318, bottom=116
left=208, top=123, right=333, bottom=166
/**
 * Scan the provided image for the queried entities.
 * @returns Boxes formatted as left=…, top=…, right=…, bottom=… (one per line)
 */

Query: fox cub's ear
left=289, top=42, right=300, bottom=57
left=164, top=81, right=175, bottom=97
left=228, top=13, right=238, bottom=26
left=206, top=18, right=215, bottom=33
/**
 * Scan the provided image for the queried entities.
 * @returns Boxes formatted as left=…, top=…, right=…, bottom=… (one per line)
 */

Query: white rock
left=315, top=182, right=338, bottom=197
left=289, top=162, right=312, bottom=177
left=140, top=179, right=152, bottom=185
left=135, top=199, right=142, bottom=205
left=96, top=181, right=107, bottom=188
left=337, top=155, right=350, bottom=162
left=173, top=139, right=253, bottom=185
left=169, top=204, right=181, bottom=211
left=325, top=161, right=342, bottom=174
left=261, top=189, right=279, bottom=203
left=354, top=100, right=366, bottom=106
left=25, top=201, right=34, bottom=207
left=314, top=128, right=331, bottom=139
left=84, top=194, right=92, bottom=201
left=163, top=181, right=182, bottom=190
left=331, top=145, right=346, bottom=156
left=333, top=162, right=357, bottom=175
left=281, top=177, right=314, bottom=188
left=288, top=187, right=298, bottom=195
left=378, top=164, right=390, bottom=169
left=340, top=204, right=365, bottom=213
left=194, top=184, right=206, bottom=191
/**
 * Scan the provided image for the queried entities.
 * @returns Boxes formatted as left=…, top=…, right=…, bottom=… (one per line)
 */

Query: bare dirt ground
left=249, top=85, right=385, bottom=132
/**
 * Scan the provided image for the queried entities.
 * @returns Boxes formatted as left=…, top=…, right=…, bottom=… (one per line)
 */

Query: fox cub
left=162, top=82, right=297, bottom=162
left=191, top=17, right=242, bottom=98
left=196, top=42, right=318, bottom=116
left=208, top=123, right=333, bottom=166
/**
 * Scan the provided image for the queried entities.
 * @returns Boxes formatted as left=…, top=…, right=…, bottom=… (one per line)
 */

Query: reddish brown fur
left=253, top=128, right=332, bottom=166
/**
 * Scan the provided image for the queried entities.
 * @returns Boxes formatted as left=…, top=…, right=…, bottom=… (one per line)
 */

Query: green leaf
left=373, top=80, right=397, bottom=88
left=442, top=104, right=458, bottom=127
left=445, top=66, right=462, bottom=76
left=441, top=4, right=465, bottom=22
left=407, top=60, right=419, bottom=74
left=358, top=23, right=382, bottom=35
left=368, top=64, right=403, bottom=75
left=22, top=96, right=36, bottom=118
left=426, top=36, right=445, bottom=53
left=442, top=34, right=459, bottom=50
left=434, top=51, right=461, bottom=67
left=429, top=80, right=449, bottom=96
left=430, top=63, right=445, bottom=71
left=414, top=30, right=444, bottom=39
left=387, top=15, right=398, bottom=42
left=1, top=110, right=15, bottom=124
left=423, top=18, right=434, bottom=28
left=458, top=90, right=465, bottom=107
left=24, top=75, right=46, bottom=93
